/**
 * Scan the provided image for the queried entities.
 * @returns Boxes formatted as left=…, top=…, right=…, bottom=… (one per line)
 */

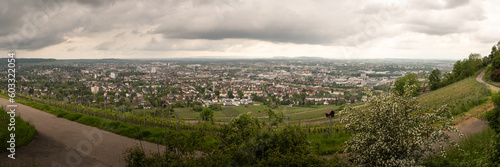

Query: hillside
left=418, top=78, right=489, bottom=113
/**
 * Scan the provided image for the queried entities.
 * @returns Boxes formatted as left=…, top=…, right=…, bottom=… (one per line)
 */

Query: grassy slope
left=424, top=70, right=497, bottom=166
left=418, top=78, right=489, bottom=115
left=418, top=78, right=488, bottom=107
left=0, top=107, right=36, bottom=152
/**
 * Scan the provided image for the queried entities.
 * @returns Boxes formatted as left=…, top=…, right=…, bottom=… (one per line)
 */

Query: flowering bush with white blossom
left=341, top=86, right=460, bottom=166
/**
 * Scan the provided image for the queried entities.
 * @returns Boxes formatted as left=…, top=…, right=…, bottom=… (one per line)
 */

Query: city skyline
left=1, top=0, right=499, bottom=60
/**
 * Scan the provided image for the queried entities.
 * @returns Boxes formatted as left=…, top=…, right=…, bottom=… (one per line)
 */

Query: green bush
left=491, top=69, right=500, bottom=82
left=493, top=92, right=500, bottom=108
left=123, top=113, right=335, bottom=166
left=484, top=101, right=500, bottom=165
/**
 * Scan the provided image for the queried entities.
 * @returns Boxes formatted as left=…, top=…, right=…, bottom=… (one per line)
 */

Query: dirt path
left=477, top=71, right=500, bottom=91
left=0, top=98, right=165, bottom=167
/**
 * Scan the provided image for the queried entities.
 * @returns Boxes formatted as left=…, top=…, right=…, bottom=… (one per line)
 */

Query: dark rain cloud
left=0, top=0, right=491, bottom=51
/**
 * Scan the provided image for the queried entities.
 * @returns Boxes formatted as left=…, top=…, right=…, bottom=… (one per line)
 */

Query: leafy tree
left=209, top=103, right=222, bottom=111
left=492, top=54, right=500, bottom=70
left=214, top=90, right=220, bottom=98
left=265, top=109, right=285, bottom=126
left=200, top=107, right=213, bottom=121
left=459, top=53, right=483, bottom=78
left=393, top=73, right=421, bottom=96
left=252, top=95, right=266, bottom=102
left=488, top=41, right=500, bottom=60
left=237, top=90, right=244, bottom=98
left=428, top=69, right=442, bottom=91
left=341, top=86, right=459, bottom=166
left=441, top=72, right=455, bottom=86
left=216, top=113, right=329, bottom=166
left=172, top=100, right=186, bottom=108
left=227, top=90, right=234, bottom=98
left=443, top=53, right=484, bottom=87
left=124, top=112, right=331, bottom=166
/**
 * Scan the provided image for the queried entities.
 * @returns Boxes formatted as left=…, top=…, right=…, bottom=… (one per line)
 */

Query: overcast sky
left=0, top=0, right=499, bottom=60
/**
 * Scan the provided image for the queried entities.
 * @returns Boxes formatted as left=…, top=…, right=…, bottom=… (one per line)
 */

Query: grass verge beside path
left=0, top=107, right=36, bottom=152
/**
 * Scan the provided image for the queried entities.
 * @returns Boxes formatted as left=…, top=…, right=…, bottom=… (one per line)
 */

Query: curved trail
left=477, top=70, right=500, bottom=91
left=0, top=98, right=164, bottom=167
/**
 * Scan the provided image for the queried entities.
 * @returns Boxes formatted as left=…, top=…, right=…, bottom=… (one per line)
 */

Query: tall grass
left=0, top=107, right=36, bottom=152
left=308, top=132, right=351, bottom=155
left=423, top=128, right=496, bottom=166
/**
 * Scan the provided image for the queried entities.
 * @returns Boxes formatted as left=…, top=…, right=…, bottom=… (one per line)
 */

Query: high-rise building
left=151, top=67, right=157, bottom=73
left=110, top=72, right=116, bottom=79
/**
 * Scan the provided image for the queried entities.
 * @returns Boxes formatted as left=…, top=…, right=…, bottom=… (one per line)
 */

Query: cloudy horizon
left=1, top=0, right=499, bottom=60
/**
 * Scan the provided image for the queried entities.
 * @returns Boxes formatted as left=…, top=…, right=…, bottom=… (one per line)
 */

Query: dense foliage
left=489, top=41, right=500, bottom=68
left=482, top=92, right=500, bottom=165
left=490, top=69, right=500, bottom=82
left=440, top=53, right=484, bottom=87
left=393, top=73, right=421, bottom=96
left=200, top=107, right=213, bottom=121
left=123, top=112, right=334, bottom=166
left=423, top=128, right=496, bottom=167
left=429, top=69, right=442, bottom=90
left=342, top=86, right=459, bottom=166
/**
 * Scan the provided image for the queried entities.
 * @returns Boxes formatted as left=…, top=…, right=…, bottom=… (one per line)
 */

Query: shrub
left=200, top=107, right=213, bottom=121
left=342, top=85, right=458, bottom=166
left=490, top=69, right=500, bottom=82
left=493, top=92, right=500, bottom=108
left=65, top=113, right=83, bottom=121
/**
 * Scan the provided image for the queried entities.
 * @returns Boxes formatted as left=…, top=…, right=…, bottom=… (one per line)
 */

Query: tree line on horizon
left=427, top=41, right=500, bottom=91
